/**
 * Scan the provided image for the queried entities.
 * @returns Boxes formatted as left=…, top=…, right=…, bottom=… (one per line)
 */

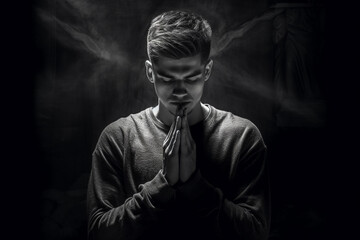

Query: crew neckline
left=148, top=103, right=214, bottom=131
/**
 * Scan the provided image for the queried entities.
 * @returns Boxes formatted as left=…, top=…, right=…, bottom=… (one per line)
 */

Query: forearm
left=88, top=170, right=176, bottom=240
left=176, top=170, right=270, bottom=240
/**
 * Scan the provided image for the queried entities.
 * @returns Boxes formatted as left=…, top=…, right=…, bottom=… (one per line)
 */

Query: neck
left=153, top=101, right=209, bottom=127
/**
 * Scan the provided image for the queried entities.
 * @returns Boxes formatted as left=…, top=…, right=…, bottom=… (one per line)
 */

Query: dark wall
left=28, top=0, right=338, bottom=239
left=35, top=0, right=274, bottom=190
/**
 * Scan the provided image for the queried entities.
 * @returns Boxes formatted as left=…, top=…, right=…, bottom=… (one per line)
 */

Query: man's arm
left=177, top=124, right=271, bottom=240
left=87, top=124, right=177, bottom=240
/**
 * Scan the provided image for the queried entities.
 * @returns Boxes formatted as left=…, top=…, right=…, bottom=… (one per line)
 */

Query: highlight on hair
left=147, top=10, right=212, bottom=63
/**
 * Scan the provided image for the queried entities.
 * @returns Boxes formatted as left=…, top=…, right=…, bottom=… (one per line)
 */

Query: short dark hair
left=147, top=10, right=212, bottom=63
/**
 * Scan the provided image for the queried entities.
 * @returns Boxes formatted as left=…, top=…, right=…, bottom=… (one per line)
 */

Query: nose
left=172, top=80, right=187, bottom=97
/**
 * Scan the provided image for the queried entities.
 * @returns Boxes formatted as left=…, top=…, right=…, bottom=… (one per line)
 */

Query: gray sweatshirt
left=87, top=104, right=270, bottom=240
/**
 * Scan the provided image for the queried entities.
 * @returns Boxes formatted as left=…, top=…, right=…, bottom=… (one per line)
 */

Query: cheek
left=188, top=82, right=205, bottom=98
left=154, top=82, right=172, bottom=98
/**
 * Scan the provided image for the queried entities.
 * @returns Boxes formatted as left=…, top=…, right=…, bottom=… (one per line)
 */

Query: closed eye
left=157, top=72, right=202, bottom=82
left=186, top=74, right=202, bottom=81
left=159, top=77, right=173, bottom=82
left=156, top=73, right=173, bottom=82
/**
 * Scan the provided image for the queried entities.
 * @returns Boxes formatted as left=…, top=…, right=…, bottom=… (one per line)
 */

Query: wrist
left=160, top=169, right=177, bottom=186
left=140, top=170, right=177, bottom=208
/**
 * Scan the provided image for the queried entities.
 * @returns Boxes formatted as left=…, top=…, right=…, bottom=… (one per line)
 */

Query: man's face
left=146, top=54, right=212, bottom=116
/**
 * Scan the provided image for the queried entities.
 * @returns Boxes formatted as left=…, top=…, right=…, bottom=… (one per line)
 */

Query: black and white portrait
left=5, top=0, right=354, bottom=240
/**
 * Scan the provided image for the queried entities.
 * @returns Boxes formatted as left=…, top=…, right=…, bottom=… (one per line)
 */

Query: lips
left=169, top=101, right=191, bottom=106
left=170, top=101, right=191, bottom=103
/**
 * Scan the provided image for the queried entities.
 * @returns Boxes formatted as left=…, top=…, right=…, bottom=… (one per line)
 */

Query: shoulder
left=210, top=105, right=266, bottom=148
left=104, top=108, right=148, bottom=133
left=210, top=106, right=259, bottom=134
left=96, top=108, right=149, bottom=148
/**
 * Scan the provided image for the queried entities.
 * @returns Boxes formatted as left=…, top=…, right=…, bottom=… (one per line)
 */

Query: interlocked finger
left=164, top=118, right=176, bottom=145
left=164, top=116, right=180, bottom=147
left=166, top=124, right=177, bottom=155
left=169, top=130, right=180, bottom=155
left=165, top=116, right=181, bottom=154
left=164, top=105, right=182, bottom=145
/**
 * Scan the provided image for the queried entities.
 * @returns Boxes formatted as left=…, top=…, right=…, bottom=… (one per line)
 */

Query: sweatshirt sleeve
left=176, top=127, right=271, bottom=240
left=87, top=125, right=176, bottom=240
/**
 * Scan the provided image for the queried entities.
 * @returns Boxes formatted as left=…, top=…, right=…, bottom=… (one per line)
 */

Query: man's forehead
left=153, top=54, right=204, bottom=73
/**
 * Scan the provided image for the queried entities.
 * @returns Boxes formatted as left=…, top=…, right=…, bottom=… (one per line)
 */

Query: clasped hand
left=162, top=108, right=196, bottom=186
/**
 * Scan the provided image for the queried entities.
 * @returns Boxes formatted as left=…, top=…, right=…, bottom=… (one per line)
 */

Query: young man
left=87, top=10, right=270, bottom=240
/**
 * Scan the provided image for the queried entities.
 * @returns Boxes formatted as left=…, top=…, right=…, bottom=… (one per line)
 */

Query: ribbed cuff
left=139, top=170, right=177, bottom=209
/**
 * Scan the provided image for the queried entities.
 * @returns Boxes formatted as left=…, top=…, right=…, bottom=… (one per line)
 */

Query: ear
left=204, top=59, right=213, bottom=82
left=145, top=60, right=154, bottom=83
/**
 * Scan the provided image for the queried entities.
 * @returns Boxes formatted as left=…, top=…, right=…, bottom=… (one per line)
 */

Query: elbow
left=88, top=210, right=121, bottom=240
left=234, top=210, right=270, bottom=240
left=254, top=221, right=270, bottom=240
left=87, top=211, right=102, bottom=240
left=88, top=219, right=119, bottom=240
left=248, top=213, right=270, bottom=240
left=88, top=207, right=134, bottom=240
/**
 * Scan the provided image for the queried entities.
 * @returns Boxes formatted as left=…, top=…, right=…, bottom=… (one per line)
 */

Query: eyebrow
left=157, top=69, right=202, bottom=78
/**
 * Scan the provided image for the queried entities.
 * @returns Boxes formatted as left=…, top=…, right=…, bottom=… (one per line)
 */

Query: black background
left=2, top=0, right=358, bottom=239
